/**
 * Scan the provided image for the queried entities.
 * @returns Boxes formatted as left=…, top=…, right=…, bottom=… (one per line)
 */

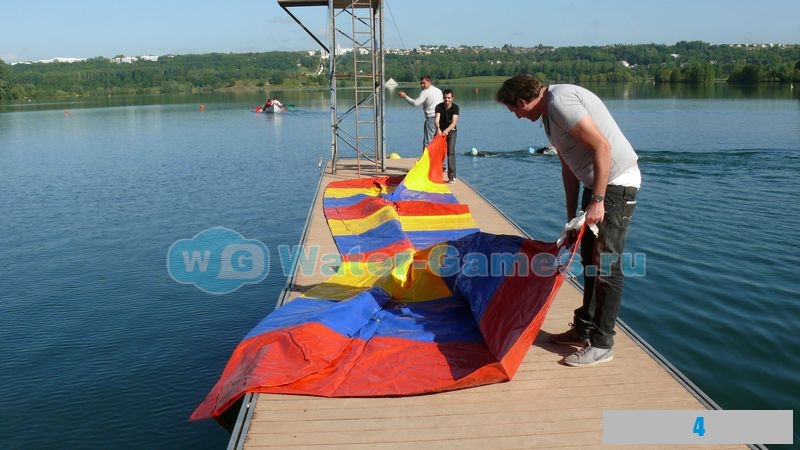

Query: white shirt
left=609, top=166, right=642, bottom=189
left=403, top=85, right=443, bottom=118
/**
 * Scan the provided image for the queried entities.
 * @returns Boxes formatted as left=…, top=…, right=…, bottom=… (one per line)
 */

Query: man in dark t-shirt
left=435, top=89, right=460, bottom=183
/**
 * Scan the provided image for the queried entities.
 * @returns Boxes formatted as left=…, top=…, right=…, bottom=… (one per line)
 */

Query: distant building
left=19, top=57, right=87, bottom=64
left=111, top=55, right=159, bottom=64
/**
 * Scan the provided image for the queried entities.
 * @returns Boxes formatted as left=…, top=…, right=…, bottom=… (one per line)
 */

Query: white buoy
left=542, top=146, right=557, bottom=156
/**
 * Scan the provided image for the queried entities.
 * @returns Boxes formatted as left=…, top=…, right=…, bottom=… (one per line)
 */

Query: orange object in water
left=199, top=104, right=205, bottom=111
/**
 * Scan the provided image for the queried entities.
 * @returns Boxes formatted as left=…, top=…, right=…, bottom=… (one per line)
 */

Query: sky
left=2, top=0, right=799, bottom=63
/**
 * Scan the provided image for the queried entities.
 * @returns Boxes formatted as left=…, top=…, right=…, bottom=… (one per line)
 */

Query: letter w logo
left=183, top=251, right=211, bottom=272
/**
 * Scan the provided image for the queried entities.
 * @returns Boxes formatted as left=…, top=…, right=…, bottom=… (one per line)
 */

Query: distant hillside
left=2, top=41, right=799, bottom=102
left=0, top=51, right=324, bottom=101
left=385, top=41, right=799, bottom=85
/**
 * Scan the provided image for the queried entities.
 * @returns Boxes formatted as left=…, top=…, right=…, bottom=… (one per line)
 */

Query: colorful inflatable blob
left=192, top=135, right=580, bottom=420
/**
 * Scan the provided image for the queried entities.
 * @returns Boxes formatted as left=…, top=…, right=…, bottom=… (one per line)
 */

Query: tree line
left=0, top=52, right=323, bottom=101
left=385, top=41, right=800, bottom=85
left=1, top=41, right=799, bottom=102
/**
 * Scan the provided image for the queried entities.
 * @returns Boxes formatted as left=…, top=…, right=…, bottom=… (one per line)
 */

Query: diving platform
left=227, top=159, right=747, bottom=449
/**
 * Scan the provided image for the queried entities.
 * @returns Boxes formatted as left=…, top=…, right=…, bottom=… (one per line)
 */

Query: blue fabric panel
left=332, top=219, right=407, bottom=254
left=243, top=288, right=392, bottom=341
left=439, top=233, right=525, bottom=322
left=406, top=228, right=481, bottom=251
left=373, top=296, right=484, bottom=343
left=323, top=194, right=372, bottom=209
left=386, top=186, right=459, bottom=203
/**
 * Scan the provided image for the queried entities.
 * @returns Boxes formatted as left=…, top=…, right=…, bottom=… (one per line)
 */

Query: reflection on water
left=3, top=82, right=797, bottom=114
left=1, top=85, right=798, bottom=448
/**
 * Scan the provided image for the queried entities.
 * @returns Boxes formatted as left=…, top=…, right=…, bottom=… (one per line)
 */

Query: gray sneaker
left=562, top=345, right=614, bottom=367
left=549, top=325, right=589, bottom=346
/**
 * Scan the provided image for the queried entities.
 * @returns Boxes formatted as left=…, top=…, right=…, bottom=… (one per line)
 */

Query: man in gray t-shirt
left=496, top=75, right=641, bottom=367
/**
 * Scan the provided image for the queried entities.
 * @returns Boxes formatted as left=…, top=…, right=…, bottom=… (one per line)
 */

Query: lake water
left=1, top=84, right=798, bottom=448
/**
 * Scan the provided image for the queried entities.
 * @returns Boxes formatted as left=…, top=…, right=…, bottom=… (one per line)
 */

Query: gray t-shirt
left=543, top=84, right=638, bottom=187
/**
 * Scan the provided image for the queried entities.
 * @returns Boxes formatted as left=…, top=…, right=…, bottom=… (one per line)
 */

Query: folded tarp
left=191, top=135, right=579, bottom=420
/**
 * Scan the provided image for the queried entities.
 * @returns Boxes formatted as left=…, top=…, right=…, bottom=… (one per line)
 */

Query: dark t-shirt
left=435, top=102, right=459, bottom=131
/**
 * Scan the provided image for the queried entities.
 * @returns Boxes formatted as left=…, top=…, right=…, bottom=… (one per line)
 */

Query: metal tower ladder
left=278, top=0, right=386, bottom=176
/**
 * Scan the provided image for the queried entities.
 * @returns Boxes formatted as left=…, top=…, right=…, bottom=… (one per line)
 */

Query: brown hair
left=495, top=75, right=547, bottom=106
left=420, top=75, right=432, bottom=82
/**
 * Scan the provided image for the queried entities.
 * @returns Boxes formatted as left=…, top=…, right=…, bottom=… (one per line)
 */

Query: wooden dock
left=228, top=159, right=745, bottom=449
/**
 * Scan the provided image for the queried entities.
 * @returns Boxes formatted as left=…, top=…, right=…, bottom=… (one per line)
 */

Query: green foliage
left=385, top=42, right=799, bottom=86
left=728, top=64, right=767, bottom=83
left=268, top=72, right=285, bottom=85
left=2, top=42, right=799, bottom=102
left=0, top=59, right=8, bottom=101
left=2, top=51, right=321, bottom=101
left=683, top=63, right=715, bottom=83
left=654, top=67, right=668, bottom=83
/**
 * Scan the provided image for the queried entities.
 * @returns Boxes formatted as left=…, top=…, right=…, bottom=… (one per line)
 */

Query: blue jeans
left=574, top=184, right=638, bottom=349
left=423, top=117, right=436, bottom=149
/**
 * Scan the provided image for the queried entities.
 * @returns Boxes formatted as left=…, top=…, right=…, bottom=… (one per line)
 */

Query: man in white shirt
left=399, top=75, right=443, bottom=151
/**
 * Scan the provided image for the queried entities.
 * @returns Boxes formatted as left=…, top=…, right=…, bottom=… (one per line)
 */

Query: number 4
left=693, top=416, right=705, bottom=436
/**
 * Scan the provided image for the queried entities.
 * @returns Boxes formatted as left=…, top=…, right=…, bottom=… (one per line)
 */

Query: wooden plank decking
left=235, top=159, right=743, bottom=449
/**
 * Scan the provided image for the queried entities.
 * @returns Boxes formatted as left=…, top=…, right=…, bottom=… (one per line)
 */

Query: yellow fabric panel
left=384, top=266, right=453, bottom=303
left=376, top=244, right=454, bottom=303
left=328, top=209, right=476, bottom=236
left=401, top=149, right=451, bottom=194
left=299, top=248, right=452, bottom=304
left=300, top=260, right=385, bottom=300
left=324, top=187, right=381, bottom=198
left=398, top=213, right=477, bottom=232
left=300, top=281, right=371, bottom=301
left=327, top=205, right=400, bottom=236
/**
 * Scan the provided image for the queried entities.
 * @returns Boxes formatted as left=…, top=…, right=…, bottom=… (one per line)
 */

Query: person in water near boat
left=263, top=97, right=284, bottom=111
left=496, top=75, right=641, bottom=367
left=435, top=89, right=460, bottom=183
left=399, top=75, right=443, bottom=151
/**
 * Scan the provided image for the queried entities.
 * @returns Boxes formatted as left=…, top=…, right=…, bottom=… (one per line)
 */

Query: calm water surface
left=1, top=84, right=798, bottom=448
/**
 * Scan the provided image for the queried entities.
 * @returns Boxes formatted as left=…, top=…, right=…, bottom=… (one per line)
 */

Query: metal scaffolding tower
left=278, top=0, right=386, bottom=176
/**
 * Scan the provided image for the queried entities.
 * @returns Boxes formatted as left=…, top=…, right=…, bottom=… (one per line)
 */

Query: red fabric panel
left=479, top=239, right=560, bottom=363
left=191, top=323, right=351, bottom=420
left=427, top=134, right=447, bottom=183
left=327, top=175, right=405, bottom=189
left=341, top=239, right=414, bottom=262
left=394, top=201, right=471, bottom=216
left=192, top=325, right=510, bottom=419
left=325, top=198, right=470, bottom=221
left=484, top=228, right=586, bottom=377
left=324, top=197, right=390, bottom=220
